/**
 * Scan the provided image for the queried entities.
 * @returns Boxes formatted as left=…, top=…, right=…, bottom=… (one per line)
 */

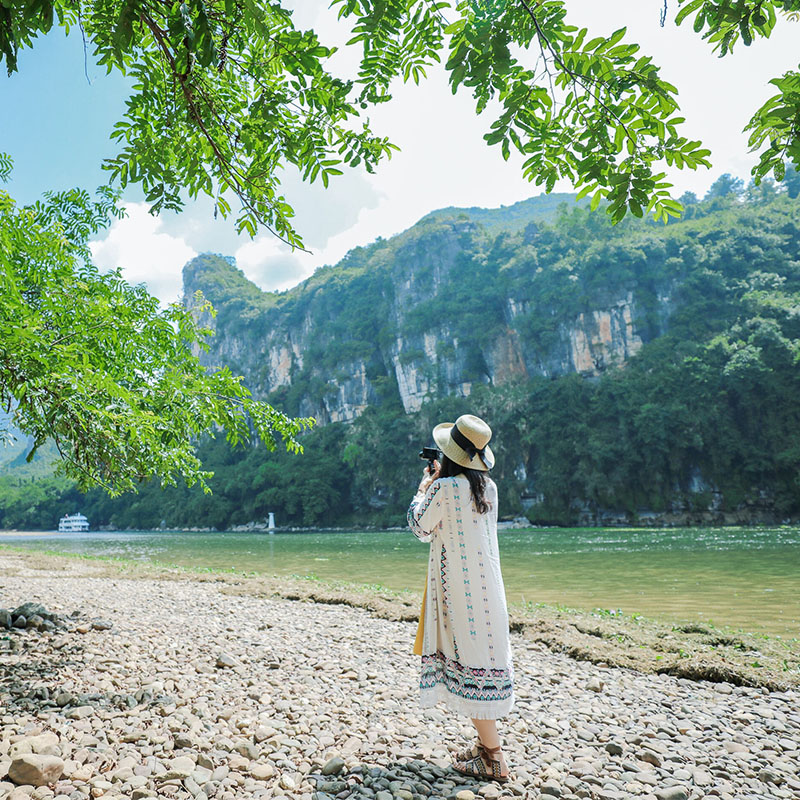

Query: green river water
left=1, top=526, right=798, bottom=638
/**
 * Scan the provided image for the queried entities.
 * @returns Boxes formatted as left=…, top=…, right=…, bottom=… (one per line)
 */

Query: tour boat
left=58, top=513, right=90, bottom=532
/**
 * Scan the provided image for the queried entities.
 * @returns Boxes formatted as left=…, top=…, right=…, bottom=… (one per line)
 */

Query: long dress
left=407, top=475, right=515, bottom=719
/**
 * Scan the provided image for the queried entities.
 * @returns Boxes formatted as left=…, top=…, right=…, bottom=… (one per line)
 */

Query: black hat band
left=450, top=423, right=488, bottom=466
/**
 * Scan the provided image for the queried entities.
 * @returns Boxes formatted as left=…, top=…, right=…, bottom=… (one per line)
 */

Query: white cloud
left=90, top=203, right=197, bottom=304
left=234, top=235, right=312, bottom=292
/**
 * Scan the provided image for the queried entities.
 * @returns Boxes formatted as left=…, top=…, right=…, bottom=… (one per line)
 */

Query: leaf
left=675, top=0, right=704, bottom=25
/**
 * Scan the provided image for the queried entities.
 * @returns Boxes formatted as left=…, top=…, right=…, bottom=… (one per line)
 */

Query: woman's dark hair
left=438, top=453, right=491, bottom=514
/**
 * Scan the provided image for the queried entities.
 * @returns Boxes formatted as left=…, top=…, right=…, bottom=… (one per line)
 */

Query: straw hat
left=433, top=414, right=495, bottom=472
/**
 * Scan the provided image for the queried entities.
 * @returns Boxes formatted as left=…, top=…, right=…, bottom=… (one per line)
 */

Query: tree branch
left=517, top=0, right=640, bottom=155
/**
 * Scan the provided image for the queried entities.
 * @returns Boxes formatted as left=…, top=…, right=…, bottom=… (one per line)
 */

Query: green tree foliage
left=0, top=160, right=312, bottom=495
left=784, top=163, right=800, bottom=197
left=704, top=173, right=745, bottom=200
left=2, top=0, right=800, bottom=504
left=674, top=0, right=800, bottom=187
left=3, top=0, right=797, bottom=236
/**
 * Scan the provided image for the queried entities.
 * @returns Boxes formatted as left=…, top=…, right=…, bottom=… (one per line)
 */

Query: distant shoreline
left=4, top=518, right=800, bottom=536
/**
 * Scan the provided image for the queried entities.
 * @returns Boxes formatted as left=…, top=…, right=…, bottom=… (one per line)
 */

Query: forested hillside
left=2, top=180, right=800, bottom=529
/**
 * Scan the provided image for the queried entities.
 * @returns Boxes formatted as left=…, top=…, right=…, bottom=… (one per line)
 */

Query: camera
left=419, top=446, right=440, bottom=475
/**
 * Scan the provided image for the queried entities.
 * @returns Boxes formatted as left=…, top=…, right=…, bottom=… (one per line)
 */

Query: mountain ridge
left=183, top=192, right=662, bottom=423
left=3, top=186, right=800, bottom=530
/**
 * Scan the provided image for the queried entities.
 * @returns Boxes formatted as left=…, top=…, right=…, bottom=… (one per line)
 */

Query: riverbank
left=2, top=546, right=798, bottom=692
left=1, top=550, right=799, bottom=800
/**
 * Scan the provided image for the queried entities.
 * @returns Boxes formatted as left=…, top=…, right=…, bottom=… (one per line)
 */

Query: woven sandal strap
left=465, top=754, right=491, bottom=779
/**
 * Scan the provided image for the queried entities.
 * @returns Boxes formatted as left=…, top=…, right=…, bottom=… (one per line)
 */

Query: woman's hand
left=418, top=459, right=441, bottom=494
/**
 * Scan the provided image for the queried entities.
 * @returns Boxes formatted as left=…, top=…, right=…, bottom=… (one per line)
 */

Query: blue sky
left=3, top=31, right=131, bottom=204
left=2, top=3, right=799, bottom=302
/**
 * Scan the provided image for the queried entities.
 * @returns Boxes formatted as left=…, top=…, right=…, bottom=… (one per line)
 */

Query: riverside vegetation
left=2, top=176, right=800, bottom=530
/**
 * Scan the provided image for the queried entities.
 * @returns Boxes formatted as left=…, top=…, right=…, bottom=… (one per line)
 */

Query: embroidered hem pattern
left=419, top=684, right=515, bottom=720
left=420, top=649, right=514, bottom=718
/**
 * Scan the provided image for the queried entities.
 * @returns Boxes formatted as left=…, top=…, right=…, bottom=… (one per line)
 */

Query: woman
left=407, top=414, right=514, bottom=783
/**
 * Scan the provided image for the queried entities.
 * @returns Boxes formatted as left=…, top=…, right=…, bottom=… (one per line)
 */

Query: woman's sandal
left=453, top=738, right=481, bottom=762
left=453, top=743, right=510, bottom=784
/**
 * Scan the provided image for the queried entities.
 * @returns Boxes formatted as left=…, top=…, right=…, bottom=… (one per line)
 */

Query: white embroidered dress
left=407, top=475, right=514, bottom=719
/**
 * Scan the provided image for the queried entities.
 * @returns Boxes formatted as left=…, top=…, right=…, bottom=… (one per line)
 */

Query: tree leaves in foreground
left=4, top=0, right=793, bottom=238
left=0, top=162, right=313, bottom=496
left=674, top=0, right=800, bottom=189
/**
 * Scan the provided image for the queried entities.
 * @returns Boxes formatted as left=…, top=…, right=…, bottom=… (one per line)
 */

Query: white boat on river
left=58, top=513, right=89, bottom=532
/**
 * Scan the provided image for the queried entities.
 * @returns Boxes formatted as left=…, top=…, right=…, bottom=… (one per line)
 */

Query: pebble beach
left=1, top=551, right=799, bottom=800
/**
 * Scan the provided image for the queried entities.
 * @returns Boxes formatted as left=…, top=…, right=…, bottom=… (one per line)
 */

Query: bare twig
left=78, top=10, right=92, bottom=85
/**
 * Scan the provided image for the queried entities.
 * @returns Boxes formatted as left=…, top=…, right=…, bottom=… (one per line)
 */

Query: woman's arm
left=407, top=467, right=445, bottom=543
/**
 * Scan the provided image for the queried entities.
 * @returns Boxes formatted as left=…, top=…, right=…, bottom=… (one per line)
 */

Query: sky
left=2, top=2, right=798, bottom=303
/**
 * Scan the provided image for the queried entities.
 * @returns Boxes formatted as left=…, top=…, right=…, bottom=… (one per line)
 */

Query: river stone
left=723, top=741, right=748, bottom=754
left=604, top=742, right=623, bottom=756
left=173, top=734, right=194, bottom=749
left=215, top=652, right=237, bottom=669
left=165, top=756, right=195, bottom=779
left=12, top=602, right=48, bottom=619
left=455, top=791, right=476, bottom=800
left=9, top=754, right=65, bottom=786
left=253, top=726, right=274, bottom=743
left=540, top=781, right=562, bottom=797
left=759, top=768, right=784, bottom=785
left=318, top=779, right=347, bottom=793
left=65, top=706, right=94, bottom=720
left=638, top=750, right=661, bottom=767
left=654, top=788, right=689, bottom=800
left=234, top=742, right=258, bottom=760
left=249, top=763, right=275, bottom=780
left=321, top=756, right=345, bottom=776
left=0, top=609, right=11, bottom=628
left=7, top=789, right=34, bottom=800
left=278, top=774, right=295, bottom=790
left=9, top=733, right=61, bottom=758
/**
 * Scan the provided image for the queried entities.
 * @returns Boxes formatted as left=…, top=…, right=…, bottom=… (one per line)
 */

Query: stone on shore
left=8, top=733, right=61, bottom=758
left=215, top=652, right=237, bottom=669
left=321, top=756, right=345, bottom=775
left=585, top=676, right=604, bottom=692
left=8, top=754, right=65, bottom=786
left=654, top=787, right=689, bottom=800
left=249, top=762, right=275, bottom=780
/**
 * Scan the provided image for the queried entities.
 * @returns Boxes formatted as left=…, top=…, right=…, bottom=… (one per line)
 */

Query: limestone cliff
left=183, top=196, right=675, bottom=423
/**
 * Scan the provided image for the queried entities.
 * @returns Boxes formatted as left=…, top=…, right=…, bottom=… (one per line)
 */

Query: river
left=1, top=526, right=798, bottom=638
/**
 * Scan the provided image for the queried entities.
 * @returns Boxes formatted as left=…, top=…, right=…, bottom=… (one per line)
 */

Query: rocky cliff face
left=183, top=201, right=674, bottom=423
